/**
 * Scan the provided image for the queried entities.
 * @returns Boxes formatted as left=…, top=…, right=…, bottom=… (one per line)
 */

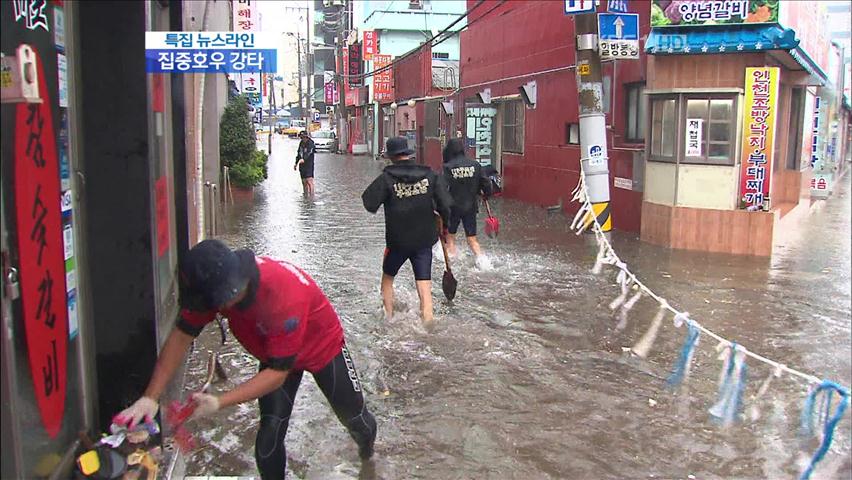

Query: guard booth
left=1, top=1, right=192, bottom=477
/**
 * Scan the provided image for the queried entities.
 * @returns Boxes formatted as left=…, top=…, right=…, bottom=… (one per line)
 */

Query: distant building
left=350, top=0, right=466, bottom=155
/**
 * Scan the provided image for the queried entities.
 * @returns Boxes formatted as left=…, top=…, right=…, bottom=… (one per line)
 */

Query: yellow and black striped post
left=590, top=201, right=612, bottom=232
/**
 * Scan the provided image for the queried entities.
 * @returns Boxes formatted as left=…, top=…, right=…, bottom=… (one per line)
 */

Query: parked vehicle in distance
left=284, top=119, right=306, bottom=138
left=274, top=119, right=289, bottom=135
left=312, top=130, right=338, bottom=152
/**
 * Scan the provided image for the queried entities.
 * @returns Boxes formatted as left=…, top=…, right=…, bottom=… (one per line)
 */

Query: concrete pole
left=268, top=73, right=274, bottom=154
left=296, top=28, right=304, bottom=128
left=334, top=1, right=347, bottom=152
left=575, top=13, right=612, bottom=232
left=305, top=10, right=312, bottom=128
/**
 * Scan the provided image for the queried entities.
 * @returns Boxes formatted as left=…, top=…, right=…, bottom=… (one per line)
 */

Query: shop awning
left=645, top=23, right=828, bottom=85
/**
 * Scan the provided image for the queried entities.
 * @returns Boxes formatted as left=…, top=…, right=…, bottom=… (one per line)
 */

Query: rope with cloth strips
left=571, top=171, right=846, bottom=391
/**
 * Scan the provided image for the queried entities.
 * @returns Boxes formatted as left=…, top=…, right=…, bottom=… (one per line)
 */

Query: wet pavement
left=183, top=136, right=851, bottom=479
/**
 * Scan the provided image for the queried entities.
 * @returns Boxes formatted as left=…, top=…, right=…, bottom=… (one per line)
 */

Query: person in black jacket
left=362, top=137, right=453, bottom=328
left=442, top=138, right=493, bottom=266
left=294, top=130, right=316, bottom=196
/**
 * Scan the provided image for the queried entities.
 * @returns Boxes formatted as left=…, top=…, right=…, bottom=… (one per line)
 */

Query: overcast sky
left=258, top=0, right=310, bottom=75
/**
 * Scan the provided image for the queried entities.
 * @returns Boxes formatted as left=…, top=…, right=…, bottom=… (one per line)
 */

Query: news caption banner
left=145, top=31, right=277, bottom=73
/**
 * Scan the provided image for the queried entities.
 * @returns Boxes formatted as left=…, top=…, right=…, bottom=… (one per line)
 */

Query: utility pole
left=268, top=73, right=275, bottom=154
left=305, top=9, right=313, bottom=128
left=574, top=13, right=612, bottom=232
left=334, top=1, right=346, bottom=152
left=296, top=27, right=304, bottom=129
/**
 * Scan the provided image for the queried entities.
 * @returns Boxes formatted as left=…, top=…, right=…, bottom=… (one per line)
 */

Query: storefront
left=641, top=1, right=830, bottom=256
left=2, top=2, right=198, bottom=477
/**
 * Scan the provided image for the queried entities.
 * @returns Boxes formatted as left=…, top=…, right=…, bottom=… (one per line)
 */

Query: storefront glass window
left=649, top=94, right=736, bottom=166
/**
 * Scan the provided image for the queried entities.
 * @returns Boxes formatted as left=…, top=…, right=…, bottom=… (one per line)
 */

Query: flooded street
left=183, top=136, right=851, bottom=479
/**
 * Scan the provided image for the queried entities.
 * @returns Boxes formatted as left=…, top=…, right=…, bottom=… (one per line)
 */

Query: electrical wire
left=338, top=0, right=492, bottom=82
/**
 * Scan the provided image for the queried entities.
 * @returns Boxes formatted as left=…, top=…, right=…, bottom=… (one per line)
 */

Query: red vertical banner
left=363, top=30, right=376, bottom=61
left=155, top=177, right=170, bottom=257
left=13, top=50, right=68, bottom=439
left=152, top=74, right=164, bottom=113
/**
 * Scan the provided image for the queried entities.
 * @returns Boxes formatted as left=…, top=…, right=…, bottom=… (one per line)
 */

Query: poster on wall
left=465, top=105, right=498, bottom=168
left=13, top=51, right=69, bottom=438
left=739, top=66, right=779, bottom=210
left=651, top=0, right=778, bottom=27
left=685, top=118, right=703, bottom=157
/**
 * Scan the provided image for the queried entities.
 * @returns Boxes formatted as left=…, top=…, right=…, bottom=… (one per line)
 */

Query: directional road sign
left=597, top=12, right=640, bottom=60
left=564, top=0, right=598, bottom=15
left=598, top=13, right=639, bottom=40
left=607, top=0, right=629, bottom=13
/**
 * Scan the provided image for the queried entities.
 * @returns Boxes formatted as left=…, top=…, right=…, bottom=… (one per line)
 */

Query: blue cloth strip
left=667, top=322, right=700, bottom=387
left=799, top=381, right=850, bottom=480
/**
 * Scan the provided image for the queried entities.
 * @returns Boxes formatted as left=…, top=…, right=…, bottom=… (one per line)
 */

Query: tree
left=220, top=94, right=267, bottom=188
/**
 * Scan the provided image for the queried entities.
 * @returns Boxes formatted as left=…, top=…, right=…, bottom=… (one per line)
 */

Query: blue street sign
left=597, top=13, right=639, bottom=41
left=564, top=0, right=598, bottom=15
left=607, top=0, right=628, bottom=13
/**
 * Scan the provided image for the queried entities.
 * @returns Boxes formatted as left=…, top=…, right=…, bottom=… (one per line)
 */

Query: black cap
left=179, top=240, right=248, bottom=310
left=385, top=137, right=414, bottom=158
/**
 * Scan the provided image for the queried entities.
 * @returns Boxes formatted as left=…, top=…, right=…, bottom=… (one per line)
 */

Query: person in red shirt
left=113, top=240, right=376, bottom=478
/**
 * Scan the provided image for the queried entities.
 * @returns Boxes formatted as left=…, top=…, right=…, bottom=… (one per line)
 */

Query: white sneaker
left=475, top=255, right=493, bottom=270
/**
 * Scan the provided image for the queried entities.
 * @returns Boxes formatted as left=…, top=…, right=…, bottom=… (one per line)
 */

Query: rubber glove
left=113, top=396, right=158, bottom=429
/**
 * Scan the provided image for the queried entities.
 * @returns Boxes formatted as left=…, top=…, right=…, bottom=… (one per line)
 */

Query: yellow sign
left=578, top=63, right=591, bottom=76
left=739, top=66, right=779, bottom=210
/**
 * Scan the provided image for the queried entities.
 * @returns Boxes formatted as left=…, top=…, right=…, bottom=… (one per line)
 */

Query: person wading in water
left=362, top=137, right=453, bottom=330
left=441, top=137, right=493, bottom=269
left=294, top=130, right=316, bottom=196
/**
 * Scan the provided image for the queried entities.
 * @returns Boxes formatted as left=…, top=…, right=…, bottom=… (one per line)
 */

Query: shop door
left=1, top=3, right=90, bottom=478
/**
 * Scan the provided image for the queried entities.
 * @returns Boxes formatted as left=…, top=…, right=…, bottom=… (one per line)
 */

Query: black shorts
left=298, top=160, right=314, bottom=179
left=448, top=211, right=477, bottom=237
left=383, top=246, right=432, bottom=280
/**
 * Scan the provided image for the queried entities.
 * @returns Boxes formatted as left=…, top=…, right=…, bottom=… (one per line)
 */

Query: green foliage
left=220, top=94, right=267, bottom=188
left=220, top=94, right=256, bottom=168
left=230, top=149, right=268, bottom=188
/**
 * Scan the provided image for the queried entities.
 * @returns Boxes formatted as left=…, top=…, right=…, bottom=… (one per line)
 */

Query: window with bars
left=501, top=99, right=524, bottom=154
left=648, top=93, right=738, bottom=166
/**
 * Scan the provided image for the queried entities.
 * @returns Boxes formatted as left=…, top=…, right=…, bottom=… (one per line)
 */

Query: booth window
left=501, top=99, right=525, bottom=154
left=625, top=83, right=646, bottom=142
left=648, top=93, right=738, bottom=165
left=650, top=97, right=677, bottom=162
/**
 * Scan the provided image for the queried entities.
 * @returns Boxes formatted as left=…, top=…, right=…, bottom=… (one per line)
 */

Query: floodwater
left=182, top=136, right=851, bottom=479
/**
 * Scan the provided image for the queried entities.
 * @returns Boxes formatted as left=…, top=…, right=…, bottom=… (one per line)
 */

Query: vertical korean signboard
left=465, top=105, right=498, bottom=167
left=324, top=71, right=336, bottom=105
left=349, top=42, right=363, bottom=88
left=373, top=54, right=393, bottom=103
left=363, top=31, right=377, bottom=61
left=739, top=66, right=779, bottom=210
left=233, top=0, right=262, bottom=109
